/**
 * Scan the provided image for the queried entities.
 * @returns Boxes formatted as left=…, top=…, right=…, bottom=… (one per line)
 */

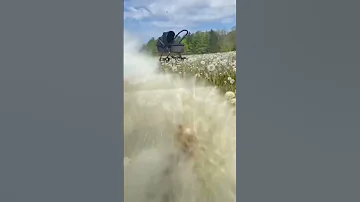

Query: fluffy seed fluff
left=124, top=31, right=236, bottom=202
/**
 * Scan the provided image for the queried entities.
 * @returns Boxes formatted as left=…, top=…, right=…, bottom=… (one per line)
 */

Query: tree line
left=141, top=27, right=236, bottom=55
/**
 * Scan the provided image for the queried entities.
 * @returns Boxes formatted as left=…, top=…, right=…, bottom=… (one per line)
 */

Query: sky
left=124, top=0, right=236, bottom=43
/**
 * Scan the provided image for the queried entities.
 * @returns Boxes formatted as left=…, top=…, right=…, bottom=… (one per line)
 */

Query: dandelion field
left=158, top=51, right=237, bottom=105
left=124, top=42, right=237, bottom=201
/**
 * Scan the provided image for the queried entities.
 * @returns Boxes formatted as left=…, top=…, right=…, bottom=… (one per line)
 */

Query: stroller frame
left=159, top=29, right=189, bottom=63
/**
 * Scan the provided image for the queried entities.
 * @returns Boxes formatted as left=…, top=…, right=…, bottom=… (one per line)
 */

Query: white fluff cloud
left=124, top=31, right=159, bottom=82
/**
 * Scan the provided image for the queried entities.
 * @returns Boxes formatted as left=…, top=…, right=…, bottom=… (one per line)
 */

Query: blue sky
left=124, top=0, right=236, bottom=43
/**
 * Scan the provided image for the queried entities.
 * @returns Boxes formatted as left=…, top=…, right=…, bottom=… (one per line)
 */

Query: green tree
left=208, top=29, right=220, bottom=53
left=142, top=28, right=236, bottom=55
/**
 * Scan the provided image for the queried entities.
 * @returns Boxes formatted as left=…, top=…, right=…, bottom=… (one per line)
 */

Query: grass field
left=158, top=51, right=236, bottom=105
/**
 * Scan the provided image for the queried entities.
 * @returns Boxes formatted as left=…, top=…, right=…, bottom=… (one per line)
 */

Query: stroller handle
left=174, top=29, right=189, bottom=43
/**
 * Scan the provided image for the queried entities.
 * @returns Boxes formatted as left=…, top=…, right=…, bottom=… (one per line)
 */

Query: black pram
left=156, top=29, right=189, bottom=62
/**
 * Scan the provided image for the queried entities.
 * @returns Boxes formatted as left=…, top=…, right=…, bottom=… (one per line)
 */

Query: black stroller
left=156, top=29, right=189, bottom=63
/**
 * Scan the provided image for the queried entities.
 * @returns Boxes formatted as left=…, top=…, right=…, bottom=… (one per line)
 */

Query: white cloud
left=124, top=0, right=236, bottom=28
left=150, top=21, right=193, bottom=29
left=124, top=7, right=151, bottom=20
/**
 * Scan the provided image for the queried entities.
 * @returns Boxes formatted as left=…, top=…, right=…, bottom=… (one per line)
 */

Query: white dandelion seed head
left=225, top=91, right=236, bottom=99
left=207, top=64, right=216, bottom=72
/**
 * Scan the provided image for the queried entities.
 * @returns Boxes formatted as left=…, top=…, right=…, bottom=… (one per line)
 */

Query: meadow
left=124, top=46, right=237, bottom=201
left=158, top=51, right=237, bottom=106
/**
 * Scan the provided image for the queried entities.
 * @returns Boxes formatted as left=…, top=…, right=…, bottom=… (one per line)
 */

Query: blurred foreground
left=124, top=31, right=236, bottom=202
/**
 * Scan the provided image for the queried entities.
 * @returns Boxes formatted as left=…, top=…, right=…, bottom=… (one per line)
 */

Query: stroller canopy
left=157, top=31, right=175, bottom=48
